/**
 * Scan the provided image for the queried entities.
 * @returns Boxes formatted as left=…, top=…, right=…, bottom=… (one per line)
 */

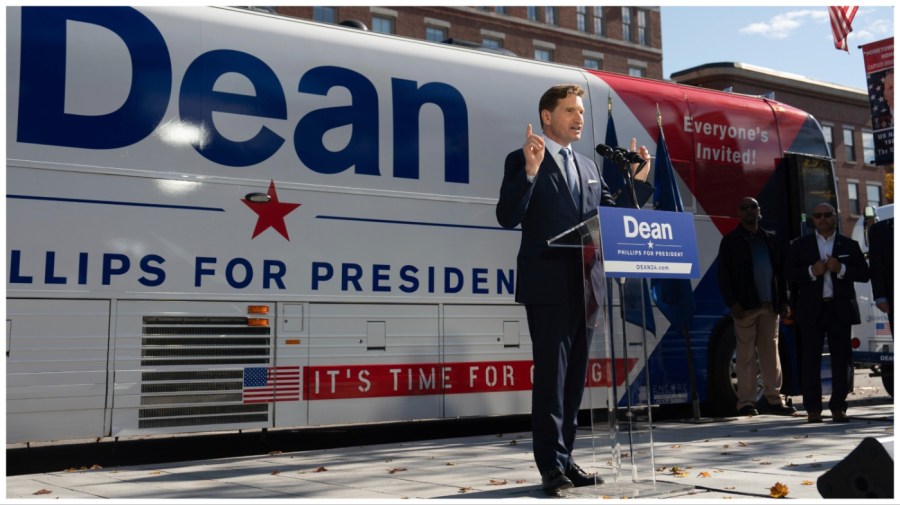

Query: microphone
left=596, top=144, right=642, bottom=162
left=595, top=143, right=617, bottom=159
left=595, top=144, right=647, bottom=171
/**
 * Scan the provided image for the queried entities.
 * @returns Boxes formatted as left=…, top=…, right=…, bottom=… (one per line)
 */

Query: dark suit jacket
left=868, top=218, right=893, bottom=306
left=785, top=232, right=870, bottom=326
left=717, top=224, right=787, bottom=310
left=496, top=147, right=615, bottom=305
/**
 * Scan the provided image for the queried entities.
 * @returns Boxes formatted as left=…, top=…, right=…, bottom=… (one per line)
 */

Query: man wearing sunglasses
left=717, top=197, right=795, bottom=417
left=786, top=202, right=869, bottom=423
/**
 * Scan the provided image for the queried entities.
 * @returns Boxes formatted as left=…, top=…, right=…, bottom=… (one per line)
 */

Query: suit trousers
left=733, top=304, right=783, bottom=409
left=525, top=302, right=591, bottom=476
left=799, top=302, right=852, bottom=414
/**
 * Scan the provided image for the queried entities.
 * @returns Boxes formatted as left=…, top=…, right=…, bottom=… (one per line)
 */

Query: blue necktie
left=560, top=148, right=580, bottom=207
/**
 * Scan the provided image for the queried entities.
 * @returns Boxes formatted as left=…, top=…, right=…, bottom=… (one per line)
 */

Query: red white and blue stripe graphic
left=876, top=322, right=892, bottom=337
left=243, top=366, right=300, bottom=404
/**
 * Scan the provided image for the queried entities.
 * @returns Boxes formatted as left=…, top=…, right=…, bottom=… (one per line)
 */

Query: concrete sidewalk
left=6, top=375, right=894, bottom=501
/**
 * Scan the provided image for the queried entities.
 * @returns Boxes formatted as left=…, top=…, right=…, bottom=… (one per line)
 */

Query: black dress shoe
left=768, top=403, right=797, bottom=416
left=541, top=468, right=574, bottom=495
left=566, top=463, right=603, bottom=487
left=832, top=411, right=850, bottom=423
left=737, top=405, right=758, bottom=416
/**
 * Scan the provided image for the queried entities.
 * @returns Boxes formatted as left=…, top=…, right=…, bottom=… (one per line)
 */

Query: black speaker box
left=817, top=436, right=894, bottom=498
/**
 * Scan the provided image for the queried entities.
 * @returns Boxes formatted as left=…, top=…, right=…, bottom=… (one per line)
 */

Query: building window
left=313, top=7, right=336, bottom=24
left=535, top=48, right=553, bottom=62
left=822, top=124, right=834, bottom=158
left=544, top=7, right=558, bottom=26
left=622, top=7, right=633, bottom=42
left=426, top=26, right=447, bottom=42
left=372, top=16, right=394, bottom=34
left=577, top=6, right=588, bottom=32
left=527, top=7, right=539, bottom=21
left=482, top=38, right=502, bottom=50
left=637, top=9, right=649, bottom=46
left=593, top=7, right=605, bottom=36
left=862, top=130, right=875, bottom=165
left=629, top=67, right=646, bottom=77
left=495, top=7, right=507, bottom=15
left=579, top=6, right=604, bottom=35
left=848, top=181, right=860, bottom=215
left=867, top=184, right=883, bottom=207
left=843, top=128, right=856, bottom=162
left=584, top=59, right=601, bottom=70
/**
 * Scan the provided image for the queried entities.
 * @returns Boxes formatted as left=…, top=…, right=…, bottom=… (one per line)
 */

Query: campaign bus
left=7, top=6, right=838, bottom=444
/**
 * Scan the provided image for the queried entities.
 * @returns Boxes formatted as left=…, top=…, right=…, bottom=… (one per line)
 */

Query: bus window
left=784, top=153, right=838, bottom=239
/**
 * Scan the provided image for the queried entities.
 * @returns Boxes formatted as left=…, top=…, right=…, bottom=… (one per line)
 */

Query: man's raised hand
left=523, top=123, right=544, bottom=177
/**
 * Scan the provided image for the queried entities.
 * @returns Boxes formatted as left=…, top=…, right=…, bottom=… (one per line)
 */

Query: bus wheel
left=881, top=363, right=894, bottom=397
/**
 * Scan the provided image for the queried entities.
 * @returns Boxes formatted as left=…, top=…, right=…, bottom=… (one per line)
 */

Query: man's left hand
left=629, top=138, right=650, bottom=183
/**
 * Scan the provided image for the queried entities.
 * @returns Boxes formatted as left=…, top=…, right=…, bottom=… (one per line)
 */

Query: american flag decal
left=876, top=322, right=893, bottom=337
left=243, top=366, right=301, bottom=404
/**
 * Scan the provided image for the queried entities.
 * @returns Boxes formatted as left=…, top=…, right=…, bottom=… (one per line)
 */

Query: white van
left=850, top=203, right=893, bottom=396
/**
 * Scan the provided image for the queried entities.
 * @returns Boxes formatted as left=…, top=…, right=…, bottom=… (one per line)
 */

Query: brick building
left=268, top=6, right=663, bottom=79
left=672, top=62, right=891, bottom=235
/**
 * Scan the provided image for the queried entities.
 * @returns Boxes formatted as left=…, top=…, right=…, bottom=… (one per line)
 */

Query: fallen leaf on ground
left=769, top=482, right=789, bottom=498
left=271, top=470, right=280, bottom=475
left=698, top=472, right=711, bottom=478
left=489, top=479, right=507, bottom=485
left=446, top=462, right=456, bottom=466
left=314, top=466, right=328, bottom=472
left=388, top=467, right=407, bottom=474
left=458, top=487, right=472, bottom=494
left=32, top=489, right=51, bottom=495
left=738, top=441, right=749, bottom=447
left=269, top=450, right=282, bottom=455
left=802, top=480, right=815, bottom=486
left=669, top=466, right=689, bottom=477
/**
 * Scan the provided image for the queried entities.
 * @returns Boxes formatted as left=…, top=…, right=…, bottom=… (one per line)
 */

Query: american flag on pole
left=243, top=366, right=301, bottom=403
left=829, top=6, right=859, bottom=52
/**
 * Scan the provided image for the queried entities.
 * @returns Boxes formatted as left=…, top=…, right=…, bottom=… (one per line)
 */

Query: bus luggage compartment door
left=7, top=298, right=111, bottom=443
left=306, top=303, right=440, bottom=425
left=442, top=304, right=531, bottom=417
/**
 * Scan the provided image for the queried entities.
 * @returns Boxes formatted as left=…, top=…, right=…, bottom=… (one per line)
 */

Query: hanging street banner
left=598, top=207, right=700, bottom=279
left=862, top=37, right=893, bottom=167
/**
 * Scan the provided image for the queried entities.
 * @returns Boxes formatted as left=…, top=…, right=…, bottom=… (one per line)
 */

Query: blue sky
left=661, top=5, right=895, bottom=90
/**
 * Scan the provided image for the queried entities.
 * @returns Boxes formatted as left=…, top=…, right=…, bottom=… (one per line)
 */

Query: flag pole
left=657, top=103, right=703, bottom=422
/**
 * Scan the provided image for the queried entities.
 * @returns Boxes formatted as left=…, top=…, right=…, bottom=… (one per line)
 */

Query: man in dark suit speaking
left=495, top=84, right=648, bottom=495
left=785, top=202, right=869, bottom=424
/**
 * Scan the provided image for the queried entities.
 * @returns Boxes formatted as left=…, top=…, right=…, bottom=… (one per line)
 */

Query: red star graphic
left=242, top=180, right=301, bottom=240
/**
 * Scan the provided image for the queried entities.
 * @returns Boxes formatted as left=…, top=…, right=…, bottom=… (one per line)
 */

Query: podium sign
left=598, top=207, right=700, bottom=279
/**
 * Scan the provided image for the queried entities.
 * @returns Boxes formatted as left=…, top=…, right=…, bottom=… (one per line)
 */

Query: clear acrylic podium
left=548, top=214, right=689, bottom=498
